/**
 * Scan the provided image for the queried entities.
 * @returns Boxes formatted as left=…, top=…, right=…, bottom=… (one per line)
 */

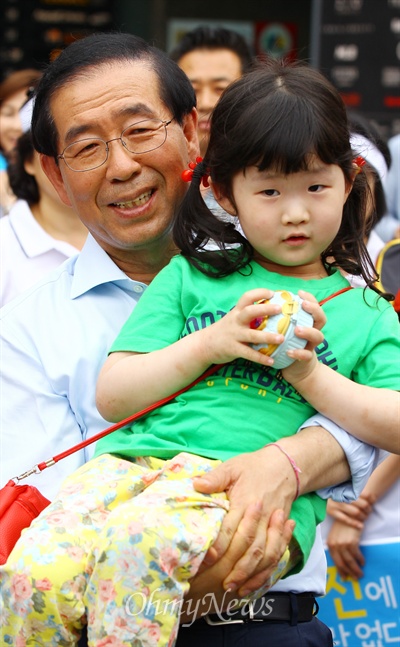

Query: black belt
left=204, top=593, right=318, bottom=625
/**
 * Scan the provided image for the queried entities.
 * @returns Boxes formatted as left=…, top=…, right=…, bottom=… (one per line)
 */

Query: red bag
left=0, top=480, right=50, bottom=565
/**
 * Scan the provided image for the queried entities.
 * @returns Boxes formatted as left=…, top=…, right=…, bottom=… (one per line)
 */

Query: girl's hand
left=327, top=494, right=376, bottom=529
left=281, top=290, right=325, bottom=383
left=200, top=288, right=288, bottom=367
left=326, top=520, right=365, bottom=580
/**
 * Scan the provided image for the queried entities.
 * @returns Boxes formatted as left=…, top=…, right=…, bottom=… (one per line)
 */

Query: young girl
left=2, top=60, right=399, bottom=647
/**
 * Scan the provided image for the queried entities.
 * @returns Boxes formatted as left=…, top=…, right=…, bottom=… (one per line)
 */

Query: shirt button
left=133, top=284, right=144, bottom=293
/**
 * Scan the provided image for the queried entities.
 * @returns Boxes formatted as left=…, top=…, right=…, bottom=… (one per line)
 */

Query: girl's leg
left=0, top=455, right=175, bottom=645
left=84, top=453, right=297, bottom=646
left=85, top=453, right=230, bottom=646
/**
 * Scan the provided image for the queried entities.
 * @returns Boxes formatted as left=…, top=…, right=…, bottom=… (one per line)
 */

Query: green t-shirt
left=95, top=255, right=400, bottom=564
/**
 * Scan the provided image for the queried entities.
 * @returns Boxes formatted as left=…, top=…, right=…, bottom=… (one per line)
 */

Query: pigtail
left=324, top=168, right=393, bottom=301
left=173, top=162, right=253, bottom=277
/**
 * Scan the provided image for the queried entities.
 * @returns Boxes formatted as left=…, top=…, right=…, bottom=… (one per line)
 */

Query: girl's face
left=214, top=156, right=353, bottom=279
left=0, top=88, right=28, bottom=153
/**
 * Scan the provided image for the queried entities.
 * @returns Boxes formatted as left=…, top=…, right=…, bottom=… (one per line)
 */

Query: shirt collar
left=70, top=233, right=148, bottom=298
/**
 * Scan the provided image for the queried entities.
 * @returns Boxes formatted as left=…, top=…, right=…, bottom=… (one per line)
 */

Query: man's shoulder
left=0, top=257, right=77, bottom=321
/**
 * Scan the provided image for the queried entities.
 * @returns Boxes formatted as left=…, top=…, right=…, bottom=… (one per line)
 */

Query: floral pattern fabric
left=1, top=453, right=292, bottom=646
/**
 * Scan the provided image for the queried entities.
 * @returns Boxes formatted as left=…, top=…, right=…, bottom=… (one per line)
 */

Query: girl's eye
left=263, top=189, right=279, bottom=197
left=309, top=184, right=324, bottom=192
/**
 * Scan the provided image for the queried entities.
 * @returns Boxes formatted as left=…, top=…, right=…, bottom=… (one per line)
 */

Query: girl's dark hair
left=7, top=131, right=39, bottom=204
left=31, top=32, right=196, bottom=159
left=348, top=110, right=391, bottom=233
left=174, top=58, right=383, bottom=295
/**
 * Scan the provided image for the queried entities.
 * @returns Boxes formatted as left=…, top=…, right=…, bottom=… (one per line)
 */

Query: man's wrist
left=266, top=443, right=301, bottom=499
left=260, top=444, right=299, bottom=502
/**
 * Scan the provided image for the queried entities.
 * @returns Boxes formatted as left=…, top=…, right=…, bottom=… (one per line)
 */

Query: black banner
left=312, top=0, right=400, bottom=136
left=1, top=0, right=115, bottom=80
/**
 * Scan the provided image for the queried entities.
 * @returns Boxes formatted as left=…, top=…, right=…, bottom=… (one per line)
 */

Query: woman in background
left=0, top=68, right=42, bottom=216
left=0, top=99, right=87, bottom=306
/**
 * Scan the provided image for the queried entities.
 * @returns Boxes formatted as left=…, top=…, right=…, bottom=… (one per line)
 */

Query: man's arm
left=0, top=310, right=93, bottom=500
left=193, top=424, right=349, bottom=596
left=184, top=421, right=381, bottom=619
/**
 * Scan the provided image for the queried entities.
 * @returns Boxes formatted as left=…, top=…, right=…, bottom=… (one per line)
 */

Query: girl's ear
left=209, top=179, right=237, bottom=216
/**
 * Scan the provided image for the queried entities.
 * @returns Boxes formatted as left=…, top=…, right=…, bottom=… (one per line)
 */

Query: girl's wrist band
left=267, top=442, right=302, bottom=500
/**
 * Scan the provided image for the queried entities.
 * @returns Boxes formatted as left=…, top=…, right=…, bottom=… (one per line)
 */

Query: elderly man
left=1, top=32, right=377, bottom=646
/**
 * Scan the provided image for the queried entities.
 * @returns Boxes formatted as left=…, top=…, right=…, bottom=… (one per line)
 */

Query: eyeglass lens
left=61, top=119, right=169, bottom=171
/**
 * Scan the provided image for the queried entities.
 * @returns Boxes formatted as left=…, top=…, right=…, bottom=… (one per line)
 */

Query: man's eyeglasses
left=57, top=118, right=174, bottom=172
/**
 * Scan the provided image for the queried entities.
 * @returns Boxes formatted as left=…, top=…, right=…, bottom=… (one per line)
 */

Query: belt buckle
left=247, top=599, right=264, bottom=621
left=204, top=600, right=262, bottom=625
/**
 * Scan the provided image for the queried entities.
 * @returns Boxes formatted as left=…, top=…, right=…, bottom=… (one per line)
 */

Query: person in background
left=345, top=111, right=391, bottom=287
left=323, top=455, right=400, bottom=580
left=170, top=26, right=253, bottom=158
left=0, top=32, right=383, bottom=647
left=376, top=132, right=400, bottom=241
left=0, top=68, right=42, bottom=216
left=321, top=115, right=399, bottom=582
left=0, top=99, right=87, bottom=306
left=170, top=26, right=254, bottom=227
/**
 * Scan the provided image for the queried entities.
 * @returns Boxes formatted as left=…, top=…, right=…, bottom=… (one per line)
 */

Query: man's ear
left=40, top=154, right=73, bottom=207
left=209, top=180, right=237, bottom=216
left=182, top=108, right=201, bottom=159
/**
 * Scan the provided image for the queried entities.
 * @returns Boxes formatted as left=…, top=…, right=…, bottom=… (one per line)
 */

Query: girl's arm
left=96, top=288, right=324, bottom=421
left=284, top=360, right=400, bottom=453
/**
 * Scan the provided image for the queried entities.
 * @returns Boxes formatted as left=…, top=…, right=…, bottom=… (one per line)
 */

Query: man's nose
left=104, top=138, right=141, bottom=181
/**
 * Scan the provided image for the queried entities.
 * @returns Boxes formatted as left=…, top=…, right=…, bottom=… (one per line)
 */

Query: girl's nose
left=282, top=201, right=310, bottom=225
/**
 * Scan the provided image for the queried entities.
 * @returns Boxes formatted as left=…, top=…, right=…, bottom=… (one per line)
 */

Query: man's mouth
left=112, top=190, right=153, bottom=208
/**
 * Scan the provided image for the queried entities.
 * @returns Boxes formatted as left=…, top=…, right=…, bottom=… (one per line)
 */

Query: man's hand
left=193, top=445, right=297, bottom=595
left=181, top=506, right=294, bottom=623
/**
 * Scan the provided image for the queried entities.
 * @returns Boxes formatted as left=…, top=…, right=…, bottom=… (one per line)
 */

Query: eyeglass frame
left=57, top=117, right=174, bottom=172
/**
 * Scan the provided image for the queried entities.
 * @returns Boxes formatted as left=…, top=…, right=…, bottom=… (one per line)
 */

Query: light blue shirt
left=0, top=233, right=379, bottom=595
left=1, top=234, right=147, bottom=499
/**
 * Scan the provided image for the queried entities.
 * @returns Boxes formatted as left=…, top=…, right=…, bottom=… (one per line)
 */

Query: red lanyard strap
left=15, top=285, right=352, bottom=481
left=15, top=363, right=224, bottom=481
left=319, top=286, right=352, bottom=306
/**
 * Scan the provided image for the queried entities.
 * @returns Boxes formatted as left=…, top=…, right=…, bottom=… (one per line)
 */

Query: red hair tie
left=181, top=157, right=210, bottom=188
left=354, top=155, right=366, bottom=174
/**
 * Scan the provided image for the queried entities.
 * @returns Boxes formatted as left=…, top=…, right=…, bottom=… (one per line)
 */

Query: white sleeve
left=298, top=414, right=385, bottom=502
